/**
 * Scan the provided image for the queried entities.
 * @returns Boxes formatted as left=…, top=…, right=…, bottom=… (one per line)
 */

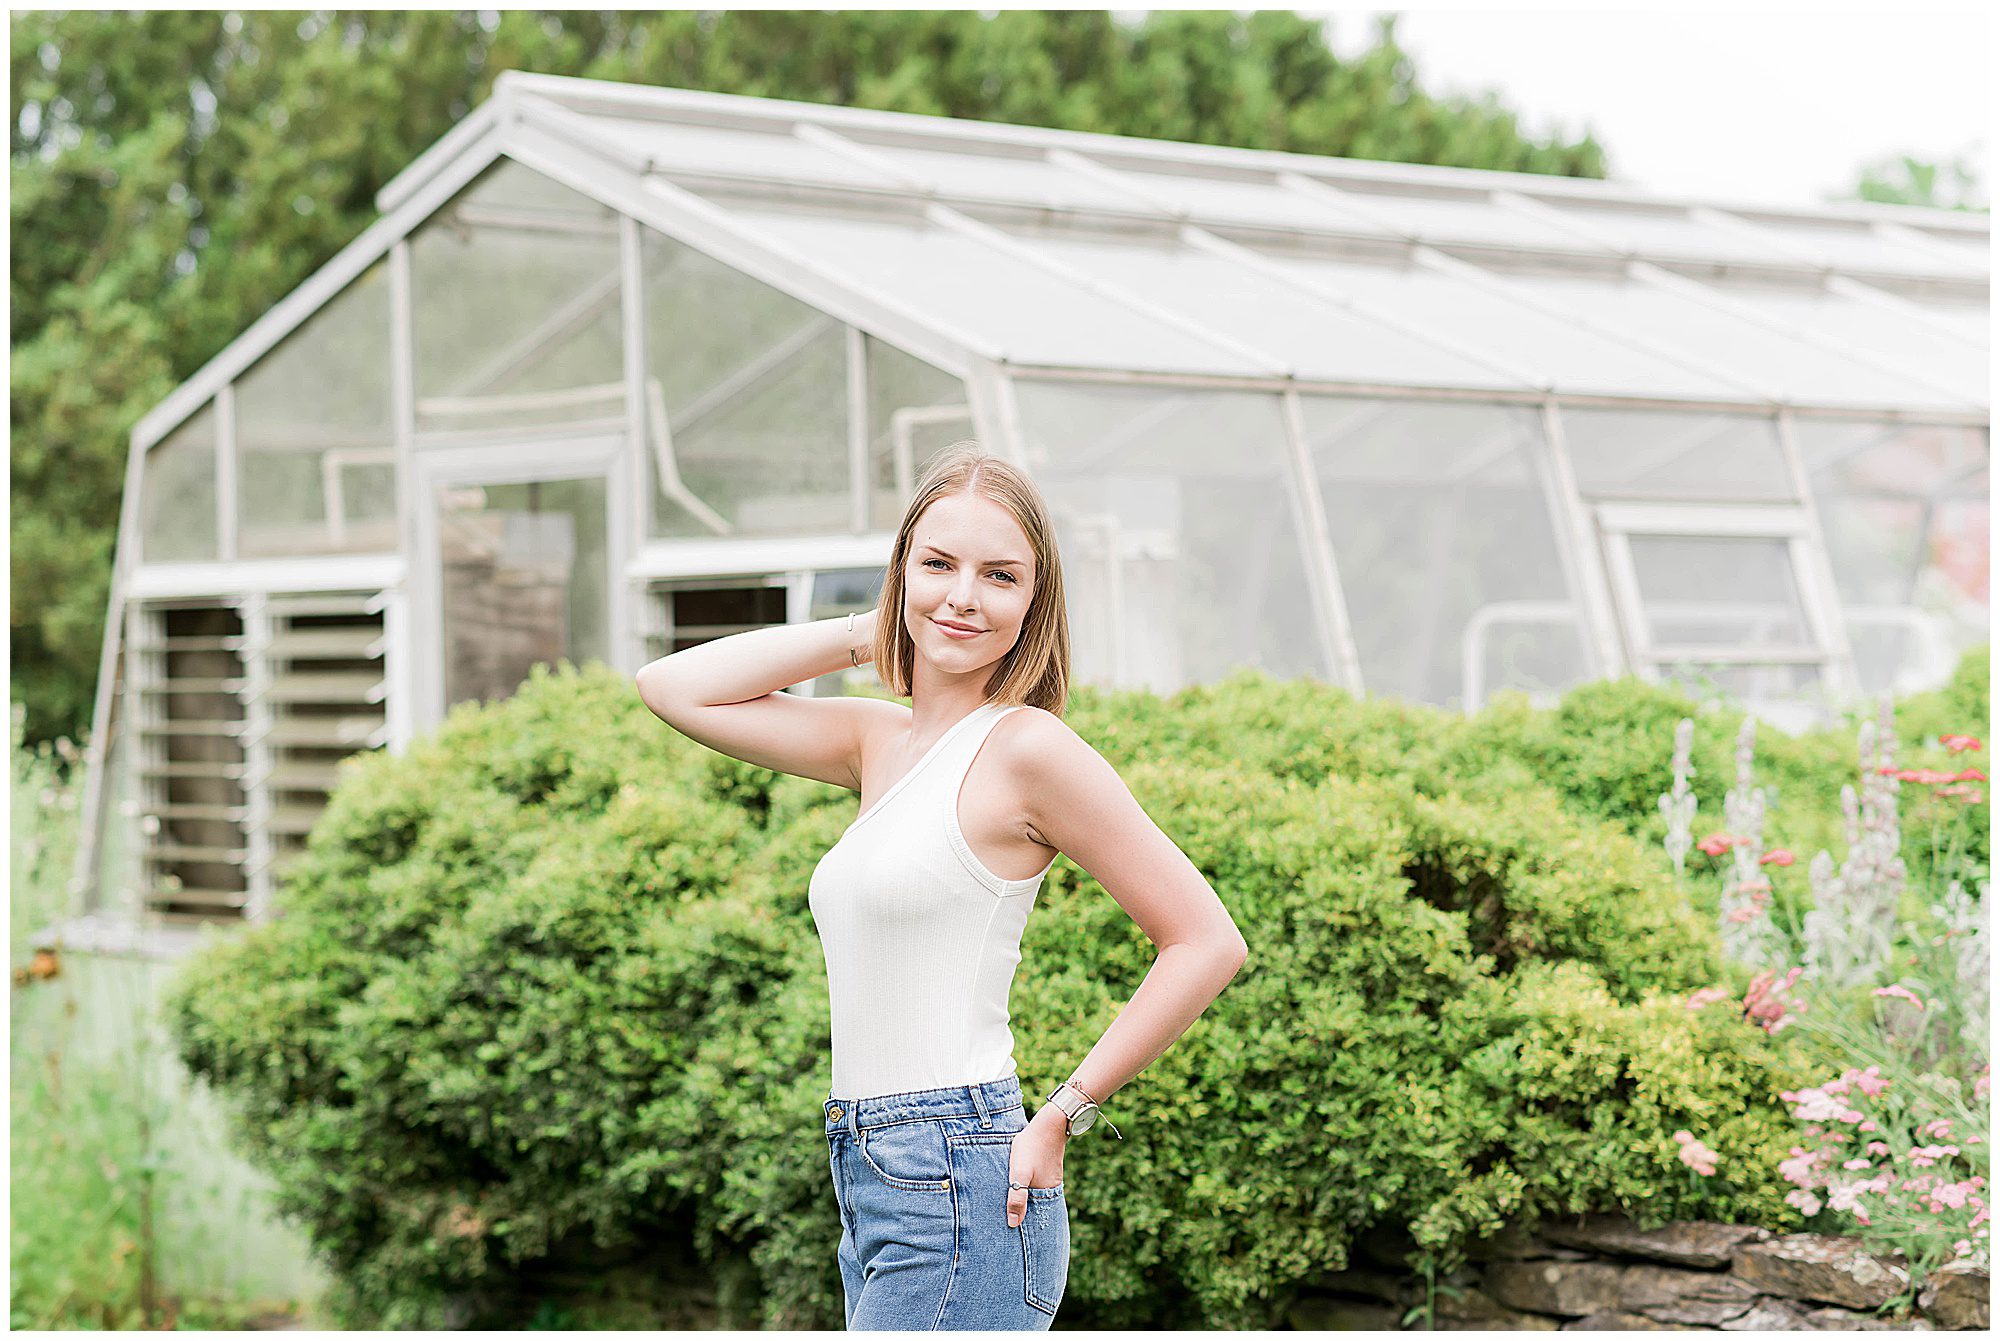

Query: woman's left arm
left=998, top=710, right=1248, bottom=1220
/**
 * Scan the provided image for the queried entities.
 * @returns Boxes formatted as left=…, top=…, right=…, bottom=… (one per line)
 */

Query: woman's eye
left=922, top=558, right=1015, bottom=583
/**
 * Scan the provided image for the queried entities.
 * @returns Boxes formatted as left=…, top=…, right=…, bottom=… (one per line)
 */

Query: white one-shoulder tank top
left=807, top=701, right=1057, bottom=1101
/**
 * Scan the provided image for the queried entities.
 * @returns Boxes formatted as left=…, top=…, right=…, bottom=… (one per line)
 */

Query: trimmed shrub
left=169, top=656, right=1958, bottom=1327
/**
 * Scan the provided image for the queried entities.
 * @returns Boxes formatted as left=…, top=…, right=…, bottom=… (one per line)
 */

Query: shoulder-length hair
left=870, top=442, right=1070, bottom=716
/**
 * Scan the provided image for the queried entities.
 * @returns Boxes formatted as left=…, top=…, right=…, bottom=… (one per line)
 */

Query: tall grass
left=9, top=705, right=308, bottom=1330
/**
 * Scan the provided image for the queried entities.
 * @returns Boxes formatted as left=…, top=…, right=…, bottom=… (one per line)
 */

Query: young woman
left=635, top=444, right=1249, bottom=1329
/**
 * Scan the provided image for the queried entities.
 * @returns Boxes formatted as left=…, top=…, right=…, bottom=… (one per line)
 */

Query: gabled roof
left=136, top=70, right=1990, bottom=451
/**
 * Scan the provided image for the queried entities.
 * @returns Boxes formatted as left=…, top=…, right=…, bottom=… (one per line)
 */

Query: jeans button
left=829, top=1104, right=843, bottom=1121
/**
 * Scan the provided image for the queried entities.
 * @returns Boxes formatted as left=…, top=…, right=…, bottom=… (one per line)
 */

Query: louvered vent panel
left=132, top=603, right=250, bottom=924
left=245, top=592, right=389, bottom=910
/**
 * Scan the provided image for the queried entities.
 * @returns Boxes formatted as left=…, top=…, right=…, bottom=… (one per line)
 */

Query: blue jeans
left=825, top=1075, right=1070, bottom=1329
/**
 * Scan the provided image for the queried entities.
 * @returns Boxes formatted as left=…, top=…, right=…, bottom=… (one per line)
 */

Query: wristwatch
left=1044, top=1079, right=1123, bottom=1140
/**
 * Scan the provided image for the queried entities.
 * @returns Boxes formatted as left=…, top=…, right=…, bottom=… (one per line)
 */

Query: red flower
left=1696, top=833, right=1736, bottom=857
left=1941, top=734, right=1983, bottom=754
left=1957, top=767, right=1988, bottom=783
left=1759, top=849, right=1796, bottom=867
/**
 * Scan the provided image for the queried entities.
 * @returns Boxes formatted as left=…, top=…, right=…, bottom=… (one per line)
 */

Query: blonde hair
left=870, top=442, right=1070, bottom=716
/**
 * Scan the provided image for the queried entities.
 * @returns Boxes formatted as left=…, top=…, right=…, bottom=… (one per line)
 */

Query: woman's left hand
left=1006, top=1106, right=1068, bottom=1227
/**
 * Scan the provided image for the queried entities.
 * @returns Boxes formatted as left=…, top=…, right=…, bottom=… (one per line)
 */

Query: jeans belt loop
left=969, top=1080, right=993, bottom=1129
left=845, top=1099, right=860, bottom=1141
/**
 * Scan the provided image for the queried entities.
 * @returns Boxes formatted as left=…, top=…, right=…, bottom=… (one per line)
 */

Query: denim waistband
left=824, top=1074, right=1024, bottom=1137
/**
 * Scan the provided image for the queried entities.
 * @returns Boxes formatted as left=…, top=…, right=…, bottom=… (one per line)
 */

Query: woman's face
left=902, top=491, right=1037, bottom=671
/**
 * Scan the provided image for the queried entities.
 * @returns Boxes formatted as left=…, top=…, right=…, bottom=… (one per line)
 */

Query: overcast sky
left=1297, top=4, right=1990, bottom=211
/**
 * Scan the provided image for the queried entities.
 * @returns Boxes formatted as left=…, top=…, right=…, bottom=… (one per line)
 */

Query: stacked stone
left=1287, top=1214, right=1989, bottom=1331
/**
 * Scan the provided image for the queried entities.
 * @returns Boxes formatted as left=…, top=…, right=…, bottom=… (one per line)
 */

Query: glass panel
left=1560, top=406, right=1795, bottom=502
left=1535, top=198, right=1807, bottom=267
left=1013, top=380, right=1322, bottom=693
left=235, top=260, right=397, bottom=557
left=1266, top=250, right=1750, bottom=401
left=642, top=227, right=850, bottom=538
left=1006, top=225, right=1522, bottom=391
left=1626, top=534, right=1811, bottom=648
left=1794, top=419, right=1990, bottom=695
left=1096, top=163, right=1372, bottom=235
left=806, top=566, right=889, bottom=699
left=710, top=197, right=1268, bottom=375
left=1325, top=179, right=1624, bottom=255
left=438, top=475, right=608, bottom=710
left=594, top=115, right=895, bottom=193
left=1654, top=660, right=1830, bottom=733
left=1668, top=278, right=1986, bottom=405
left=1298, top=396, right=1588, bottom=708
left=410, top=160, right=624, bottom=435
left=849, top=139, right=1140, bottom=212
left=866, top=337, right=973, bottom=532
left=1729, top=212, right=1986, bottom=279
left=1533, top=272, right=1965, bottom=412
left=141, top=401, right=218, bottom=562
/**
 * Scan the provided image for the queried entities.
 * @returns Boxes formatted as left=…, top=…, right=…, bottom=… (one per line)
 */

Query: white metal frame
left=130, top=73, right=1987, bottom=465
left=64, top=70, right=1988, bottom=953
left=1594, top=502, right=1853, bottom=700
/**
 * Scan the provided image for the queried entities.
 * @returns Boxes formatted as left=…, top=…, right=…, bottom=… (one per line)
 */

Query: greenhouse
left=64, top=70, right=1989, bottom=947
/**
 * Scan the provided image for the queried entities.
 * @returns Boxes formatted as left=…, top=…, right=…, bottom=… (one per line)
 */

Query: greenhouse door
left=413, top=437, right=618, bottom=727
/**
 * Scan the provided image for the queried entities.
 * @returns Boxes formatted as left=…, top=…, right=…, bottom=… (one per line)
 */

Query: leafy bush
left=167, top=659, right=1894, bottom=1327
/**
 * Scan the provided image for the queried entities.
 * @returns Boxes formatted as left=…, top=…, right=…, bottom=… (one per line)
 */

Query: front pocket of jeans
left=856, top=1122, right=952, bottom=1193
left=1021, top=1185, right=1069, bottom=1315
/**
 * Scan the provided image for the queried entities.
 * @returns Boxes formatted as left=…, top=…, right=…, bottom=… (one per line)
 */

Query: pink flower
left=1685, top=986, right=1732, bottom=1010
left=1955, top=767, right=1988, bottom=782
left=1866, top=1141, right=1892, bottom=1156
left=1697, top=832, right=1739, bottom=857
left=1726, top=906, right=1758, bottom=923
left=1843, top=1157, right=1873, bottom=1170
left=1744, top=968, right=1805, bottom=1033
left=1940, top=734, right=1983, bottom=754
left=1786, top=1087, right=1850, bottom=1123
left=1920, top=1120, right=1954, bottom=1141
left=1786, top=1189, right=1824, bottom=1215
left=1759, top=848, right=1796, bottom=867
left=1874, top=984, right=1927, bottom=1011
left=1780, top=1149, right=1823, bottom=1185
left=1736, top=876, right=1773, bottom=892
left=1844, top=1066, right=1890, bottom=1099
left=1673, top=1130, right=1720, bottom=1176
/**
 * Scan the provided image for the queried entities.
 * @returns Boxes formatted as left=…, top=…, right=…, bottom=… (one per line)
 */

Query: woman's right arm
left=633, top=608, right=893, bottom=791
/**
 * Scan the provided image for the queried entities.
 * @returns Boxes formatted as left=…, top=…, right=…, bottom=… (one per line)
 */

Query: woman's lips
left=935, top=620, right=985, bottom=639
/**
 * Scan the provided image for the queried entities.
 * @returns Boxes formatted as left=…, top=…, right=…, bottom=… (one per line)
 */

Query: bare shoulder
left=995, top=707, right=1120, bottom=844
left=997, top=704, right=1089, bottom=760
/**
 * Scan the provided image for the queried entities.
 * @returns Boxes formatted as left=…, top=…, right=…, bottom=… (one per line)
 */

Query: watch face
left=1072, top=1106, right=1098, bottom=1134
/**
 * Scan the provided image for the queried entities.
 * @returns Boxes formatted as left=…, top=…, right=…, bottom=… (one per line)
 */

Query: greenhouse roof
left=137, top=71, right=1990, bottom=451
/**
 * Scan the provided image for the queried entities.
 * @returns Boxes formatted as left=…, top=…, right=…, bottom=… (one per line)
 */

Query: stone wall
left=1290, top=1215, right=1989, bottom=1331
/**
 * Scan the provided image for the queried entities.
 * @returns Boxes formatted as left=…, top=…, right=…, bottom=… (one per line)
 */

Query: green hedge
left=166, top=656, right=1985, bottom=1327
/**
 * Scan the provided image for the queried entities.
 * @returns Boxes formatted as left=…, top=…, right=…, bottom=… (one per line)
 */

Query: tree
left=1845, top=147, right=1989, bottom=212
left=10, top=9, right=1609, bottom=752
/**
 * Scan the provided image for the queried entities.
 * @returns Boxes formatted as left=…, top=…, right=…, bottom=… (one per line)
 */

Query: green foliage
left=165, top=661, right=1826, bottom=1328
left=1847, top=149, right=1988, bottom=212
left=10, top=9, right=1609, bottom=751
